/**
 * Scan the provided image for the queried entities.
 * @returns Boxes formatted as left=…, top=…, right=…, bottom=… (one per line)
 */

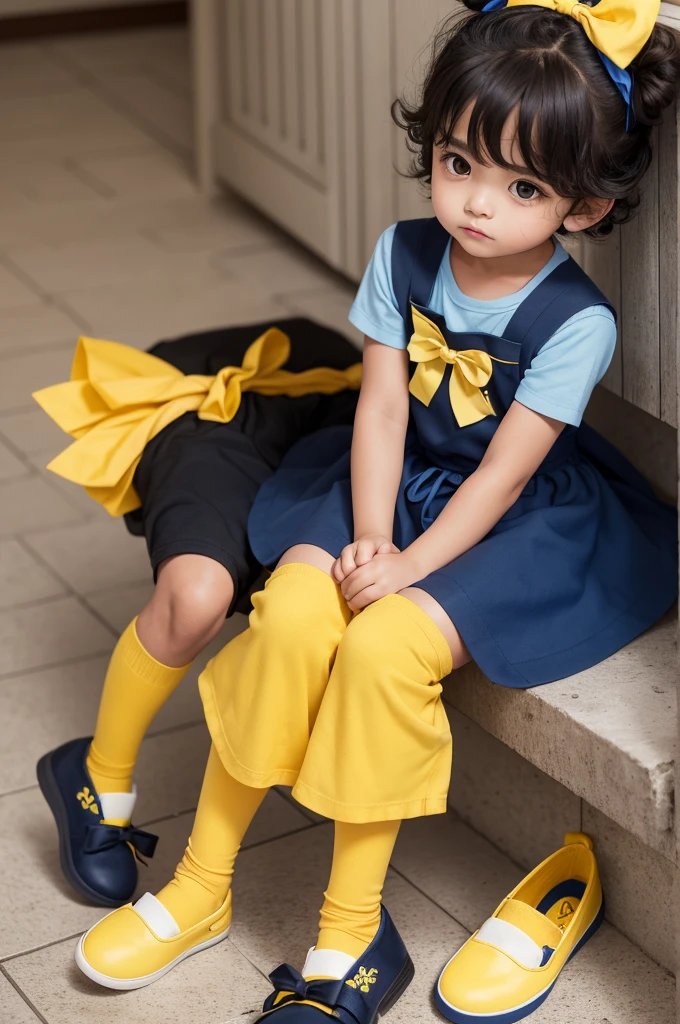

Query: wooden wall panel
left=580, top=228, right=623, bottom=397
left=621, top=154, right=661, bottom=417
left=659, top=99, right=679, bottom=427
left=221, top=0, right=326, bottom=185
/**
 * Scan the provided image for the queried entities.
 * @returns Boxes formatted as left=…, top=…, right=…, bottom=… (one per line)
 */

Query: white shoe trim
left=133, top=892, right=180, bottom=939
left=302, top=946, right=357, bottom=980
left=74, top=922, right=229, bottom=991
left=475, top=918, right=544, bottom=969
left=99, top=785, right=137, bottom=823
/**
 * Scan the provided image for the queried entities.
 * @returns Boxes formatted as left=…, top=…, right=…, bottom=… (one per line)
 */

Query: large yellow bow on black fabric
left=33, top=330, right=362, bottom=517
left=407, top=306, right=518, bottom=428
left=496, top=0, right=659, bottom=69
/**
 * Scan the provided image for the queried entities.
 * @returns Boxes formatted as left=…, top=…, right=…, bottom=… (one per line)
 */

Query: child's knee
left=250, top=563, right=346, bottom=647
left=333, top=595, right=451, bottom=694
left=151, top=556, right=234, bottom=650
left=334, top=600, right=397, bottom=681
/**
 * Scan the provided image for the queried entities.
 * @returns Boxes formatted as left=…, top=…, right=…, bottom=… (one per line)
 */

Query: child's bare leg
left=87, top=554, right=234, bottom=795
left=136, top=553, right=234, bottom=667
left=37, top=553, right=234, bottom=909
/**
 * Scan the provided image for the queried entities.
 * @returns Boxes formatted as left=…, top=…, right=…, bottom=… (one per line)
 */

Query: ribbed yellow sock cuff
left=122, top=618, right=191, bottom=686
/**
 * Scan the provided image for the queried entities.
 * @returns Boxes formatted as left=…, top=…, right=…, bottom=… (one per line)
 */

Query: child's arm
left=332, top=337, right=410, bottom=582
left=340, top=400, right=565, bottom=607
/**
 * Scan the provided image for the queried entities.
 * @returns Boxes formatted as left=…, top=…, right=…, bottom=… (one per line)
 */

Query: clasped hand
left=331, top=534, right=422, bottom=610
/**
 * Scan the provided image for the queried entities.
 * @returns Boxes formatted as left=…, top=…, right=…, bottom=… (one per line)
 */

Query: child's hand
left=339, top=550, right=422, bottom=610
left=332, top=534, right=399, bottom=584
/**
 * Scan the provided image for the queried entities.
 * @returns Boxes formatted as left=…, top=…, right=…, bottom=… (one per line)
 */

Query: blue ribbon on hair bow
left=83, top=823, right=159, bottom=861
left=480, top=0, right=636, bottom=129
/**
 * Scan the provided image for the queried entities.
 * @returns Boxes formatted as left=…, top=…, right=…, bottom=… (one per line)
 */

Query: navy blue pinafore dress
left=248, top=218, right=678, bottom=687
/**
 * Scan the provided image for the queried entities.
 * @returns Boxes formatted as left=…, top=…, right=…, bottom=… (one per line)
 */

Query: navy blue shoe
left=37, top=737, right=158, bottom=908
left=257, top=906, right=414, bottom=1022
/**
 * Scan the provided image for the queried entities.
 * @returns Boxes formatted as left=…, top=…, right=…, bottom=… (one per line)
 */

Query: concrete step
left=444, top=613, right=677, bottom=861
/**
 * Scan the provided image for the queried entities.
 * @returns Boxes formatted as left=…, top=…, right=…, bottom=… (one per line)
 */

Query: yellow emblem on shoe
left=77, top=787, right=99, bottom=814
left=557, top=899, right=576, bottom=929
left=345, top=966, right=378, bottom=993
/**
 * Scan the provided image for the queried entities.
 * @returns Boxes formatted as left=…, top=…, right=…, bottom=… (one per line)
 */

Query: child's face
left=430, top=105, right=607, bottom=259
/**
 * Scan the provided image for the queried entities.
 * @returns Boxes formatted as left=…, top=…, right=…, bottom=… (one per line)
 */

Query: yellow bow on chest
left=407, top=306, right=517, bottom=428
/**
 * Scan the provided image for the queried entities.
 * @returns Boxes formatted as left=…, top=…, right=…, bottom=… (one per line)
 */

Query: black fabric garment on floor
left=123, top=318, right=360, bottom=615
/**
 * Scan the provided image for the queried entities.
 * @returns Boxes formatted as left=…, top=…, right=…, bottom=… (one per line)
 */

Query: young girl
left=74, top=2, right=679, bottom=1021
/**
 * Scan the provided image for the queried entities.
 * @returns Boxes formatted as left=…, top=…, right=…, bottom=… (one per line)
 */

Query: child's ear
left=563, top=197, right=615, bottom=233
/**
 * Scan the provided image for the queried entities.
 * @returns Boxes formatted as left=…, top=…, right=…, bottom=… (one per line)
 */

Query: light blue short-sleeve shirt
left=348, top=224, right=617, bottom=427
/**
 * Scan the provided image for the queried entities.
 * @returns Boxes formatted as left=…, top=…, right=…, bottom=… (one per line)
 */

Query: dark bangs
left=432, top=35, right=610, bottom=197
left=393, top=7, right=662, bottom=238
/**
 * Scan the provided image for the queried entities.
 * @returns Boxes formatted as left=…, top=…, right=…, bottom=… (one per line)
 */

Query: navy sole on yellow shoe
left=433, top=900, right=605, bottom=1024
left=37, top=737, right=145, bottom=908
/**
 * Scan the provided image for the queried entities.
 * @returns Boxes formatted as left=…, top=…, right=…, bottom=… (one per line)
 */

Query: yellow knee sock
left=87, top=618, right=190, bottom=795
left=313, top=820, right=401, bottom=966
left=157, top=745, right=267, bottom=931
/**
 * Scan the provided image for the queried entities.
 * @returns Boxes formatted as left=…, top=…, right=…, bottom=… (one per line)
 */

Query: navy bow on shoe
left=83, top=823, right=158, bottom=862
left=265, top=964, right=345, bottom=1012
left=258, top=907, right=414, bottom=1024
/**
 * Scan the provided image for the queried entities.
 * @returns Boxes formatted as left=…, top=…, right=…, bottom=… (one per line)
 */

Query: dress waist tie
left=404, top=466, right=464, bottom=530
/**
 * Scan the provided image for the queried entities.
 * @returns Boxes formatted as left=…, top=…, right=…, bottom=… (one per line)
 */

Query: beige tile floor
left=0, top=24, right=674, bottom=1024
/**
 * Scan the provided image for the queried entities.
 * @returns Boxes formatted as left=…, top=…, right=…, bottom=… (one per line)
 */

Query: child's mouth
left=462, top=225, right=492, bottom=240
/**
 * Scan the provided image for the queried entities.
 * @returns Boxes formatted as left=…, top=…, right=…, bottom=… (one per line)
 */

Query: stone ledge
left=443, top=613, right=677, bottom=860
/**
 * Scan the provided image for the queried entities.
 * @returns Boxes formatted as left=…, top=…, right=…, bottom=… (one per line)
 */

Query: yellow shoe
left=75, top=891, right=231, bottom=990
left=435, top=833, right=604, bottom=1024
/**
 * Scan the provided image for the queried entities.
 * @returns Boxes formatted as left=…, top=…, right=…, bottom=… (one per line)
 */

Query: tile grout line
left=0, top=930, right=85, bottom=967
left=45, top=48, right=192, bottom=163
left=441, top=804, right=532, bottom=879
left=19, top=536, right=122, bottom=641
left=275, top=786, right=325, bottom=826
left=0, top=338, right=79, bottom=361
left=0, top=782, right=41, bottom=801
left=0, top=427, right=45, bottom=477
left=239, top=819, right=327, bottom=854
left=0, top=647, right=114, bottom=685
left=0, top=825, right=328, bottom=967
left=387, top=862, right=473, bottom=937
left=0, top=963, right=48, bottom=1022
left=0, top=252, right=54, bottom=307
left=47, top=293, right=94, bottom=335
left=62, top=155, right=116, bottom=200
left=0, top=720, right=205, bottom=803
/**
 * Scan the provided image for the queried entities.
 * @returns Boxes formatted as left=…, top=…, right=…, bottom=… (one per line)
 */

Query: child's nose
left=464, top=190, right=493, bottom=219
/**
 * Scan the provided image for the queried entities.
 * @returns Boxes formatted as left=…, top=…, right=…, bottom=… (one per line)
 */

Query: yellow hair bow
left=503, top=0, right=659, bottom=69
left=407, top=306, right=517, bottom=428
left=33, top=330, right=361, bottom=517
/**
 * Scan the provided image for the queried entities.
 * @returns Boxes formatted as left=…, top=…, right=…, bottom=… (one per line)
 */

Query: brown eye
left=446, top=154, right=471, bottom=177
left=512, top=180, right=541, bottom=201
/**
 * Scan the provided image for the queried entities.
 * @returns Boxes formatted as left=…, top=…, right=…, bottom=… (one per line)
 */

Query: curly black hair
left=393, top=3, right=680, bottom=238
